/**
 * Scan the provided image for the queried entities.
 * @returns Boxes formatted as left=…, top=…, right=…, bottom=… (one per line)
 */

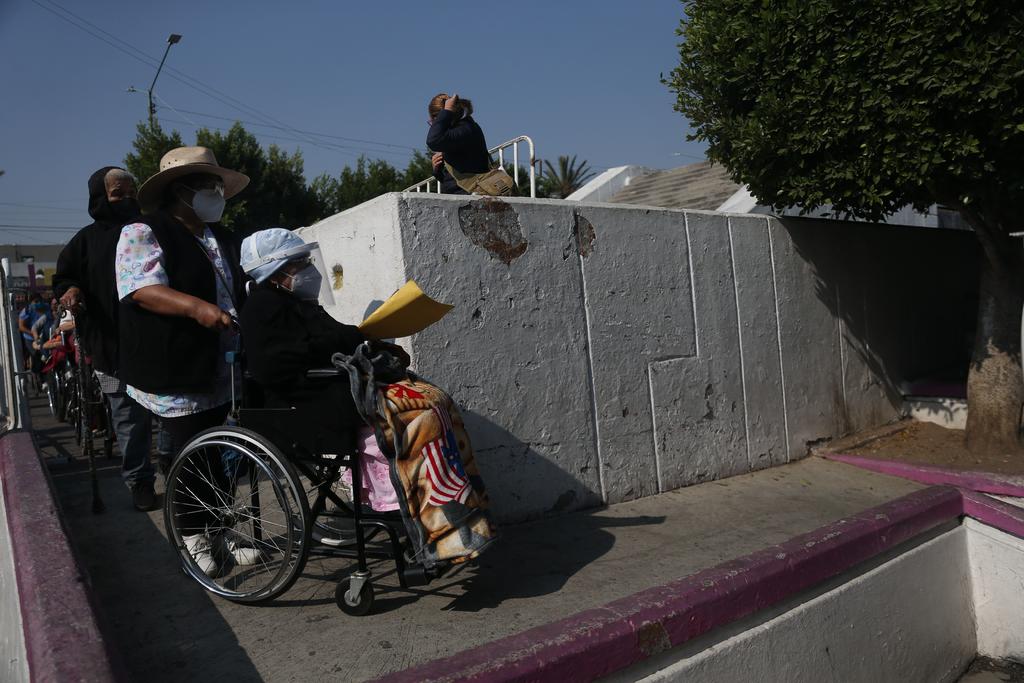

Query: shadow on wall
left=461, top=408, right=603, bottom=526
left=781, top=216, right=980, bottom=430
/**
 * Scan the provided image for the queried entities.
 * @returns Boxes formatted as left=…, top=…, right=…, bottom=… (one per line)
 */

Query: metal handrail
left=405, top=135, right=537, bottom=198
left=0, top=267, right=31, bottom=433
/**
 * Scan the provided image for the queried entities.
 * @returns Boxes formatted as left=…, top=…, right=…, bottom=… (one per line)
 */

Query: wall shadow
left=425, top=409, right=665, bottom=612
left=780, top=216, right=980, bottom=429
left=459, top=408, right=604, bottom=525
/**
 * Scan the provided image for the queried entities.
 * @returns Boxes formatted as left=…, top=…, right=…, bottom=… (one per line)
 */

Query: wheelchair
left=162, top=365, right=443, bottom=616
left=65, top=334, right=114, bottom=461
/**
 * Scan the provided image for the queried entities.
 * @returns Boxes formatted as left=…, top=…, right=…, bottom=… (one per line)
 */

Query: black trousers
left=163, top=403, right=231, bottom=536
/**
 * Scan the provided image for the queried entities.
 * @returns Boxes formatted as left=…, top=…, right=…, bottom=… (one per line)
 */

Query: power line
left=0, top=229, right=69, bottom=244
left=0, top=227, right=80, bottom=235
left=31, top=0, right=331, bottom=154
left=157, top=115, right=417, bottom=163
left=171, top=108, right=421, bottom=152
left=0, top=202, right=83, bottom=212
left=32, top=0, right=432, bottom=164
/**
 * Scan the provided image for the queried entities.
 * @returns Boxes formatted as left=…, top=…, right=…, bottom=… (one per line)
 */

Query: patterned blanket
left=333, top=345, right=496, bottom=569
left=377, top=380, right=496, bottom=567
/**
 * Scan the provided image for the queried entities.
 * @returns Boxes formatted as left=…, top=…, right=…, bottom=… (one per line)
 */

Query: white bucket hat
left=240, top=228, right=316, bottom=283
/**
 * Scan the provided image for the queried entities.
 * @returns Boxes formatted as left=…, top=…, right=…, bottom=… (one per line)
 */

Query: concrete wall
left=0, top=463, right=28, bottom=683
left=967, top=518, right=1024, bottom=662
left=301, top=194, right=978, bottom=523
left=617, top=528, right=976, bottom=683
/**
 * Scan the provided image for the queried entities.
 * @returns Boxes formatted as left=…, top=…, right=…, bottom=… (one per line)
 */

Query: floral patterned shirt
left=115, top=222, right=238, bottom=417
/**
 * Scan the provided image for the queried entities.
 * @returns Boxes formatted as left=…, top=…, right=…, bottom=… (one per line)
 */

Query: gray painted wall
left=302, top=194, right=978, bottom=523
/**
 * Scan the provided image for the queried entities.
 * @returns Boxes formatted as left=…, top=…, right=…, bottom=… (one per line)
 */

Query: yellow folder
left=358, top=280, right=454, bottom=339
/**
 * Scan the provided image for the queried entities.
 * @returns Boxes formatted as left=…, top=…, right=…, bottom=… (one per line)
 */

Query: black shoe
left=131, top=483, right=157, bottom=512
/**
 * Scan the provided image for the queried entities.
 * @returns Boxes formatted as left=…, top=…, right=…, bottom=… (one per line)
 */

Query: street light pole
left=148, top=33, right=182, bottom=128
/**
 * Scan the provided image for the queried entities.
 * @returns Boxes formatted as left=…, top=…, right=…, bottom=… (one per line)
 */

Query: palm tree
left=541, top=155, right=595, bottom=199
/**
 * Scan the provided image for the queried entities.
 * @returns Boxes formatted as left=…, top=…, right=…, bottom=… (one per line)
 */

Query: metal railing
left=0, top=265, right=31, bottom=433
left=405, top=135, right=537, bottom=198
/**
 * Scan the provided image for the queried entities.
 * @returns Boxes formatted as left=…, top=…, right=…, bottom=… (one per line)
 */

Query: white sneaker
left=312, top=527, right=347, bottom=547
left=221, top=531, right=265, bottom=566
left=183, top=533, right=225, bottom=577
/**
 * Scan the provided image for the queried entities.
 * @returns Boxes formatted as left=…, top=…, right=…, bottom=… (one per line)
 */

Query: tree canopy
left=666, top=1, right=1024, bottom=234
left=125, top=121, right=326, bottom=231
left=665, top=0, right=1024, bottom=450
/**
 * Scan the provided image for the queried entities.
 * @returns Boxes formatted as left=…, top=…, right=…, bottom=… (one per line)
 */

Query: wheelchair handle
left=306, top=368, right=344, bottom=379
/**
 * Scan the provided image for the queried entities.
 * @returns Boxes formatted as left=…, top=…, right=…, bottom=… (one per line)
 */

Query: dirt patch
left=830, top=420, right=1024, bottom=477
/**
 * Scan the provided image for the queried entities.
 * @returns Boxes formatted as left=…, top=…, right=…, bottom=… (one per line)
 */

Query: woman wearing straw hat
left=115, top=146, right=257, bottom=575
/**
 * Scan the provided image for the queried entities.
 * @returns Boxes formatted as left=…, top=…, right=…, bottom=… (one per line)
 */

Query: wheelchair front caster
left=336, top=573, right=375, bottom=616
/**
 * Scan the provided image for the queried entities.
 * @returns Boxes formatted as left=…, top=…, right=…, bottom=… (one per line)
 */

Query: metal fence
left=0, top=263, right=31, bottom=434
left=405, top=135, right=537, bottom=198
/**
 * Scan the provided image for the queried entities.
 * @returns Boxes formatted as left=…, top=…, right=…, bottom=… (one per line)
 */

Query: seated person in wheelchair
left=240, top=228, right=496, bottom=567
left=239, top=228, right=400, bottom=512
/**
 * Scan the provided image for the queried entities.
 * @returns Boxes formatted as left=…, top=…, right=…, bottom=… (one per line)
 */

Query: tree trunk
left=965, top=251, right=1024, bottom=453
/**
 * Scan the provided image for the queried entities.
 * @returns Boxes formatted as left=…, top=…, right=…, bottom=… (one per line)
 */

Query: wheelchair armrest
left=306, top=367, right=344, bottom=379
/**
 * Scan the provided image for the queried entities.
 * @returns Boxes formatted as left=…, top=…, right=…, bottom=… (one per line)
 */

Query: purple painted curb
left=824, top=453, right=1024, bottom=498
left=962, top=490, right=1024, bottom=538
left=0, top=430, right=121, bottom=682
left=374, top=486, right=963, bottom=683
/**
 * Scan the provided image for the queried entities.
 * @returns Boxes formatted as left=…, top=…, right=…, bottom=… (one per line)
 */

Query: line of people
left=46, top=89, right=492, bottom=567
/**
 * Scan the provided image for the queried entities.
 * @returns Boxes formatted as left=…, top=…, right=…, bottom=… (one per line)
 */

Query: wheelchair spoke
left=165, top=428, right=312, bottom=603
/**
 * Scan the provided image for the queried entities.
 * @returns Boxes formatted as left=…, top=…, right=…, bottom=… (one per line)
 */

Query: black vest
left=117, top=212, right=244, bottom=394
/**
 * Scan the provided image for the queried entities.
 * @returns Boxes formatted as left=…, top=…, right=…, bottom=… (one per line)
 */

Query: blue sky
left=0, top=0, right=705, bottom=245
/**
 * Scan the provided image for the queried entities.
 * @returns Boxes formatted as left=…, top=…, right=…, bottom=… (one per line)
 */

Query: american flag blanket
left=375, top=379, right=496, bottom=567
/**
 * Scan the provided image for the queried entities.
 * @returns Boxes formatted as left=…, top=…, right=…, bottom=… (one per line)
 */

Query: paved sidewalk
left=31, top=396, right=921, bottom=682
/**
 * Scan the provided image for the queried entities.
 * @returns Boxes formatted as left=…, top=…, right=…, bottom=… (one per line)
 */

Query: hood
left=87, top=166, right=140, bottom=225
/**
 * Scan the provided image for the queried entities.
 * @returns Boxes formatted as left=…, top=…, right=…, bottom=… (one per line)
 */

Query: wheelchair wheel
left=164, top=426, right=311, bottom=603
left=335, top=573, right=375, bottom=616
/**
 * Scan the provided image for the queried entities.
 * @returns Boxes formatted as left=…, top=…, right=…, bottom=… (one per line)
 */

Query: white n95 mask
left=188, top=188, right=226, bottom=223
left=288, top=264, right=323, bottom=301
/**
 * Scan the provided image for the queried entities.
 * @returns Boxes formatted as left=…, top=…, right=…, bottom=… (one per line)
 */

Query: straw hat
left=137, top=146, right=249, bottom=211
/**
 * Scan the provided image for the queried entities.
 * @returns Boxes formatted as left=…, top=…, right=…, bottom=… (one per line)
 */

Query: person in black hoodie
left=426, top=92, right=491, bottom=194
left=238, top=228, right=366, bottom=432
left=53, top=166, right=157, bottom=511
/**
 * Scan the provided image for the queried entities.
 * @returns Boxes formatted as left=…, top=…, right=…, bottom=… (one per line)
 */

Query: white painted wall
left=566, top=165, right=657, bottom=203
left=614, top=529, right=976, bottom=683
left=967, top=518, right=1024, bottom=662
left=304, top=193, right=975, bottom=522
left=0, top=477, right=29, bottom=683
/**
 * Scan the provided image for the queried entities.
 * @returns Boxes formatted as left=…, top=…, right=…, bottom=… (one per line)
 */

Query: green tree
left=315, top=151, right=440, bottom=213
left=666, top=0, right=1024, bottom=452
left=400, top=150, right=436, bottom=188
left=125, top=121, right=326, bottom=231
left=124, top=121, right=183, bottom=182
left=541, top=155, right=594, bottom=199
left=196, top=123, right=267, bottom=231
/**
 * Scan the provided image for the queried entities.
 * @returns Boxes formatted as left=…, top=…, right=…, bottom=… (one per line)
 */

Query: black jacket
left=118, top=212, right=245, bottom=394
left=239, top=283, right=365, bottom=432
left=52, top=166, right=141, bottom=374
left=427, top=110, right=491, bottom=194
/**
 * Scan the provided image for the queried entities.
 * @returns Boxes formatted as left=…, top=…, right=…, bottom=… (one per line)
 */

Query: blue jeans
left=105, top=387, right=155, bottom=488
